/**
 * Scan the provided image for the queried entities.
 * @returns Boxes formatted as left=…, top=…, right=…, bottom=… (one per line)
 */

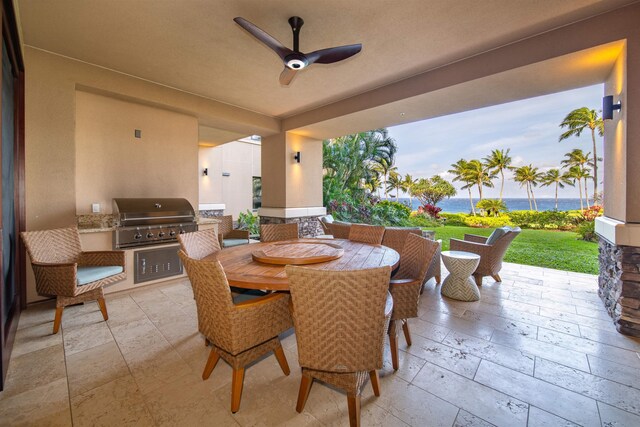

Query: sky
left=387, top=84, right=604, bottom=199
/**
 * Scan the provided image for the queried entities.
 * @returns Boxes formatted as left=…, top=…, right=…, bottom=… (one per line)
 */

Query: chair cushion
left=77, top=266, right=124, bottom=286
left=232, top=290, right=266, bottom=304
left=486, top=227, right=511, bottom=245
left=222, top=238, right=249, bottom=248
left=319, top=215, right=334, bottom=224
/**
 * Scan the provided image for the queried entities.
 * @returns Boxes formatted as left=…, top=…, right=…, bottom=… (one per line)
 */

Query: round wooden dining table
left=205, top=238, right=400, bottom=291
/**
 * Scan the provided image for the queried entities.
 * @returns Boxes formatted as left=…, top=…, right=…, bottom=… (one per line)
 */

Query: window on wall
left=252, top=177, right=261, bottom=210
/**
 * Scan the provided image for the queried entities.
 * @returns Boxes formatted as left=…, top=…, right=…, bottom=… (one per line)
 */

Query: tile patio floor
left=1, top=262, right=640, bottom=426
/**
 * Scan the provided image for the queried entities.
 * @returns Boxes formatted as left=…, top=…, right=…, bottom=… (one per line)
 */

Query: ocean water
left=388, top=198, right=585, bottom=213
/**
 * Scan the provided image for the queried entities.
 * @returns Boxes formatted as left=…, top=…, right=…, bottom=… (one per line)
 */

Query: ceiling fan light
left=286, top=58, right=307, bottom=69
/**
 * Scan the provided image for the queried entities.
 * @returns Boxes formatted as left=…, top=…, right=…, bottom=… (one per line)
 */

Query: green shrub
left=237, top=210, right=259, bottom=235
left=507, top=210, right=574, bottom=230
left=576, top=220, right=597, bottom=241
left=440, top=213, right=467, bottom=226
left=370, top=200, right=411, bottom=226
left=407, top=213, right=444, bottom=228
left=463, top=215, right=513, bottom=228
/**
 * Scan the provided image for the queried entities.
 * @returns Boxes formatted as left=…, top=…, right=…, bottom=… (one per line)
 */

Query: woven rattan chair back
left=349, top=224, right=385, bottom=245
left=381, top=227, right=422, bottom=254
left=178, top=228, right=220, bottom=260
left=395, top=233, right=439, bottom=284
left=327, top=222, right=351, bottom=239
left=178, top=250, right=236, bottom=351
left=218, top=215, right=234, bottom=236
left=22, top=227, right=82, bottom=264
left=486, top=229, right=520, bottom=272
left=286, top=265, right=391, bottom=372
left=260, top=223, right=299, bottom=242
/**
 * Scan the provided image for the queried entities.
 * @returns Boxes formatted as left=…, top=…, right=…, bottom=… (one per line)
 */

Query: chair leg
left=473, top=274, right=483, bottom=287
left=53, top=307, right=64, bottom=334
left=347, top=395, right=361, bottom=427
left=492, top=274, right=502, bottom=283
left=97, top=297, right=109, bottom=321
left=273, top=344, right=290, bottom=376
left=369, top=370, right=380, bottom=397
left=202, top=348, right=220, bottom=380
left=389, top=320, right=399, bottom=371
left=231, top=367, right=245, bottom=413
left=401, top=319, right=412, bottom=346
left=296, top=374, right=314, bottom=413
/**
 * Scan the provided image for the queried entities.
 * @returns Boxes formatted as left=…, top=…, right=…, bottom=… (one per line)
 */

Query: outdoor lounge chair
left=449, top=226, right=521, bottom=285
left=218, top=215, right=250, bottom=248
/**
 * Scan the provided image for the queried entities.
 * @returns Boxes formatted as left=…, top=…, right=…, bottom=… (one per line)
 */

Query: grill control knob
left=134, top=233, right=142, bottom=240
left=146, top=232, right=154, bottom=238
left=158, top=231, right=166, bottom=238
left=179, top=229, right=186, bottom=235
left=169, top=230, right=176, bottom=237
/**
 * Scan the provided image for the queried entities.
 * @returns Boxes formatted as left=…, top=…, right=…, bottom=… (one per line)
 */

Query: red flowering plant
left=417, top=204, right=442, bottom=219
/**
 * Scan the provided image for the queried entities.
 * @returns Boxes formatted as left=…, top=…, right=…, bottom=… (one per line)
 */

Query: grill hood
left=113, top=198, right=196, bottom=227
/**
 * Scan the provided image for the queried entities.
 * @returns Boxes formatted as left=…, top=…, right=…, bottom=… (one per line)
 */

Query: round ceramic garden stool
left=440, top=250, right=481, bottom=302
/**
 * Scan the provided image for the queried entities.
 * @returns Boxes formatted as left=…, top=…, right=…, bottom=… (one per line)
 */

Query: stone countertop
left=78, top=218, right=219, bottom=234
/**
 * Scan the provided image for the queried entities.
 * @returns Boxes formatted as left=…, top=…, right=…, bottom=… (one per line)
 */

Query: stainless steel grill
left=112, top=198, right=197, bottom=249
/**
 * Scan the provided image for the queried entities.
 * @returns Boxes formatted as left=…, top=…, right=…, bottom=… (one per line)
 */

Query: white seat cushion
left=77, top=266, right=124, bottom=285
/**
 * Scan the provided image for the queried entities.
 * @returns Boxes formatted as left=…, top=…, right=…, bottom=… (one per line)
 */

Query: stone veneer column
left=259, top=214, right=323, bottom=238
left=598, top=237, right=640, bottom=336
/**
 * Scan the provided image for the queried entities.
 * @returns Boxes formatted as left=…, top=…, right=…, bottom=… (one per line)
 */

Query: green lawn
left=433, top=225, right=599, bottom=275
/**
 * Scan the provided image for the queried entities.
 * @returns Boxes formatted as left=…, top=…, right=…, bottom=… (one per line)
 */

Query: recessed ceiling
left=16, top=0, right=636, bottom=119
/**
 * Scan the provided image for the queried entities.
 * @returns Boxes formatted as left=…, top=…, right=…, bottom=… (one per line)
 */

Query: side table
left=440, top=250, right=481, bottom=301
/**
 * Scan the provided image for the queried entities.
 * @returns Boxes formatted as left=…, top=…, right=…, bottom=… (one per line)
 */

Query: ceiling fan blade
left=306, top=44, right=362, bottom=65
left=279, top=67, right=297, bottom=86
left=234, top=17, right=293, bottom=60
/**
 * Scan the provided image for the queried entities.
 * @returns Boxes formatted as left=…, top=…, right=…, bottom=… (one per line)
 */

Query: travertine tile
left=443, top=331, right=534, bottom=374
left=597, top=401, right=640, bottom=427
left=453, top=410, right=495, bottom=427
left=62, top=320, right=114, bottom=356
left=579, top=324, right=640, bottom=352
left=405, top=317, right=450, bottom=342
left=0, top=377, right=71, bottom=426
left=508, top=293, right=577, bottom=314
left=70, top=375, right=155, bottom=426
left=379, top=345, right=427, bottom=383
left=104, top=294, right=148, bottom=327
left=419, top=309, right=495, bottom=341
left=460, top=310, right=538, bottom=338
left=404, top=334, right=481, bottom=379
left=17, top=299, right=56, bottom=330
left=534, top=358, right=640, bottom=416
left=490, top=330, right=590, bottom=371
left=537, top=328, right=640, bottom=368
left=11, top=321, right=63, bottom=357
left=473, top=360, right=600, bottom=427
left=372, top=375, right=459, bottom=427
left=412, top=362, right=528, bottom=427
left=66, top=341, right=130, bottom=397
left=587, top=354, right=640, bottom=388
left=0, top=343, right=66, bottom=399
left=527, top=406, right=579, bottom=427
left=60, top=301, right=106, bottom=330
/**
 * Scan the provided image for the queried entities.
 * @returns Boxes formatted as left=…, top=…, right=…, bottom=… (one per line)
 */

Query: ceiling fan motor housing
left=285, top=52, right=308, bottom=69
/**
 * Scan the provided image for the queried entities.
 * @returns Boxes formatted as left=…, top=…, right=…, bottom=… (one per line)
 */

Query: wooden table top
left=206, top=238, right=400, bottom=291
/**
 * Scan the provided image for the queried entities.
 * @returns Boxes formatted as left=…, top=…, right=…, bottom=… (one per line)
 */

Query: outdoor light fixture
left=203, top=168, right=208, bottom=176
left=294, top=151, right=301, bottom=163
left=603, top=95, right=622, bottom=120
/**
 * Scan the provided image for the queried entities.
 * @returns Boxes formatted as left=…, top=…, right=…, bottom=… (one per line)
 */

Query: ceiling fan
left=233, top=16, right=362, bottom=86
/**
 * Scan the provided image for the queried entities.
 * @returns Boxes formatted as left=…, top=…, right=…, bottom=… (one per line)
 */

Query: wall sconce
left=293, top=151, right=301, bottom=163
left=603, top=95, right=622, bottom=120
left=202, top=168, right=208, bottom=176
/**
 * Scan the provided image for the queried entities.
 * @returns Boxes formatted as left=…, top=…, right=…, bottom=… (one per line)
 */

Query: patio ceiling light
left=602, top=95, right=621, bottom=120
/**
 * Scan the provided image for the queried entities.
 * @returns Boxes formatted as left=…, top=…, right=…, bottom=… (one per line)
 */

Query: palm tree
left=386, top=170, right=403, bottom=201
left=541, top=168, right=573, bottom=210
left=483, top=149, right=512, bottom=201
left=562, top=149, right=592, bottom=206
left=448, top=159, right=477, bottom=215
left=559, top=107, right=603, bottom=197
left=465, top=159, right=495, bottom=201
left=513, top=165, right=543, bottom=211
left=401, top=174, right=417, bottom=208
left=565, top=165, right=591, bottom=210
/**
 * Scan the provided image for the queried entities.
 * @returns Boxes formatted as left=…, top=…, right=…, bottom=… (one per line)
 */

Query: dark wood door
left=0, top=0, right=25, bottom=391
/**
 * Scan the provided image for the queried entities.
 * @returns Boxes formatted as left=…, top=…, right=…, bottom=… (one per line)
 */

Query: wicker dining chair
left=21, top=227, right=126, bottom=334
left=387, top=233, right=439, bottom=370
left=179, top=250, right=293, bottom=413
left=326, top=221, right=351, bottom=239
left=286, top=265, right=393, bottom=427
left=218, top=215, right=250, bottom=248
left=349, top=223, right=385, bottom=245
left=450, top=227, right=521, bottom=285
left=260, top=222, right=299, bottom=242
left=381, top=227, right=422, bottom=253
left=177, top=228, right=221, bottom=260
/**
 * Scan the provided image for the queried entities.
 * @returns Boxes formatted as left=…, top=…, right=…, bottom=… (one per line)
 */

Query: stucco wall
left=199, top=141, right=261, bottom=218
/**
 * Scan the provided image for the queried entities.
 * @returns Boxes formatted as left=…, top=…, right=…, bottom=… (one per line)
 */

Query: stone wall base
left=199, top=209, right=224, bottom=218
left=598, top=237, right=640, bottom=337
left=260, top=215, right=323, bottom=238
